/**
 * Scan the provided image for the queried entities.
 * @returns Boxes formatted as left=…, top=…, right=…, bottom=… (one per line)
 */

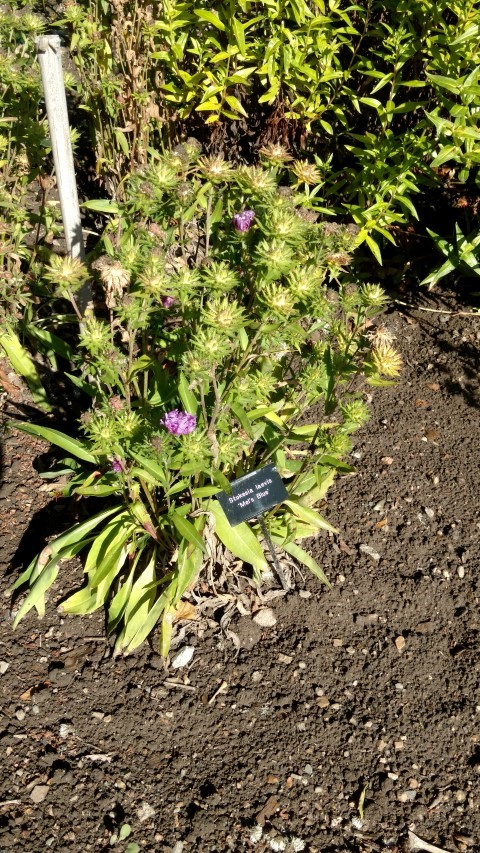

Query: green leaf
left=28, top=327, right=75, bottom=362
left=365, top=234, right=382, bottom=265
left=10, top=422, right=96, bottom=463
left=175, top=536, right=204, bottom=601
left=0, top=330, right=51, bottom=411
left=282, top=540, right=331, bottom=587
left=107, top=567, right=135, bottom=631
left=210, top=501, right=268, bottom=579
left=230, top=401, right=254, bottom=438
left=119, top=825, right=132, bottom=841
left=193, top=9, right=225, bottom=30
left=81, top=199, right=120, bottom=214
left=178, top=372, right=198, bottom=414
left=125, top=586, right=170, bottom=653
left=171, top=511, right=207, bottom=554
left=61, top=585, right=98, bottom=615
left=231, top=17, right=246, bottom=55
left=283, top=499, right=338, bottom=534
left=13, top=561, right=60, bottom=627
left=129, top=452, right=167, bottom=485
left=64, top=373, right=97, bottom=397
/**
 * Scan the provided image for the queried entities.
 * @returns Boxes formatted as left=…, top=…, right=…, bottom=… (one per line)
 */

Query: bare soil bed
left=0, top=286, right=479, bottom=853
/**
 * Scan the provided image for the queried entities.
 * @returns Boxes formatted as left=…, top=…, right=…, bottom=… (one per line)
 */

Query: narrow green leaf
left=0, top=330, right=51, bottom=411
left=282, top=540, right=331, bottom=587
left=171, top=511, right=207, bottom=554
left=193, top=9, right=225, bottom=30
left=10, top=422, right=96, bottom=463
left=81, top=199, right=120, bottom=214
left=284, top=499, right=338, bottom=533
left=178, top=372, right=198, bottom=414
left=13, top=561, right=60, bottom=627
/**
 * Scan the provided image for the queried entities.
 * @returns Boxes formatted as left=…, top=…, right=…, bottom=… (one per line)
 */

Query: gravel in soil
left=0, top=290, right=479, bottom=853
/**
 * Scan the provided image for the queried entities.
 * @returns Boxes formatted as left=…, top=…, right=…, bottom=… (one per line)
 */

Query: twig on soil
left=408, top=830, right=453, bottom=853
left=163, top=679, right=196, bottom=692
left=396, top=300, right=479, bottom=317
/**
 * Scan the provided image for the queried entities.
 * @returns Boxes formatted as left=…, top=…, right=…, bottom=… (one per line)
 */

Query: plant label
left=217, top=464, right=288, bottom=526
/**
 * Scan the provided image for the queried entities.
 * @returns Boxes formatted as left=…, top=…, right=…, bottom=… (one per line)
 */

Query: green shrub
left=10, top=152, right=400, bottom=654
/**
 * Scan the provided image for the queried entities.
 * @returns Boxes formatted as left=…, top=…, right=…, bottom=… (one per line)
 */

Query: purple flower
left=161, top=409, right=196, bottom=436
left=232, top=210, right=255, bottom=233
left=161, top=295, right=175, bottom=309
left=111, top=458, right=123, bottom=473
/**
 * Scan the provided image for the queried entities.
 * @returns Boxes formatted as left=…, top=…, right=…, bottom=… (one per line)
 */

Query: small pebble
left=395, top=636, right=406, bottom=652
left=398, top=789, right=417, bottom=802
left=317, top=696, right=329, bottom=709
left=15, top=709, right=25, bottom=721
left=458, top=566, right=465, bottom=579
left=252, top=671, right=264, bottom=683
left=278, top=654, right=293, bottom=664
left=171, top=646, right=195, bottom=669
left=424, top=507, right=435, bottom=519
left=253, top=608, right=277, bottom=628
left=30, top=785, right=50, bottom=804
left=333, top=638, right=343, bottom=647
left=359, top=544, right=381, bottom=562
left=136, top=801, right=155, bottom=822
left=0, top=661, right=9, bottom=675
left=303, top=764, right=313, bottom=775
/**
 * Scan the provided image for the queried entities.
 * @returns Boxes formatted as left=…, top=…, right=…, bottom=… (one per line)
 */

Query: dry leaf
left=425, top=428, right=440, bottom=442
left=19, top=688, right=32, bottom=701
left=375, top=517, right=388, bottom=529
left=173, top=601, right=197, bottom=622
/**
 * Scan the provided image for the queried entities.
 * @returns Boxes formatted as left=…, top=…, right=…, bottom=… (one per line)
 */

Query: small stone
left=92, top=711, right=105, bottom=720
left=398, top=789, right=417, bottom=802
left=278, top=654, right=293, bottom=664
left=424, top=507, right=435, bottom=519
left=381, top=456, right=394, bottom=465
left=136, top=801, right=155, bottom=822
left=395, top=636, right=406, bottom=652
left=252, top=671, right=264, bottom=683
left=0, top=661, right=9, bottom=675
left=266, top=774, right=279, bottom=785
left=303, top=764, right=313, bottom=775
left=458, top=566, right=465, bottom=579
left=333, top=638, right=343, bottom=647
left=316, top=696, right=329, bottom=709
left=298, top=590, right=311, bottom=599
left=32, top=705, right=40, bottom=715
left=395, top=740, right=405, bottom=750
left=388, top=772, right=399, bottom=780
left=253, top=608, right=277, bottom=628
left=15, top=709, right=25, bottom=721
left=290, top=838, right=306, bottom=852
left=30, top=785, right=50, bottom=804
left=409, top=778, right=420, bottom=789
left=171, top=646, right=195, bottom=669
left=454, top=790, right=467, bottom=803
left=59, top=724, right=74, bottom=739
left=359, top=544, right=381, bottom=562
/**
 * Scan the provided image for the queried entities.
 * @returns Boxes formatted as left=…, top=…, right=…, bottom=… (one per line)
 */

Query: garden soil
left=0, top=287, right=479, bottom=853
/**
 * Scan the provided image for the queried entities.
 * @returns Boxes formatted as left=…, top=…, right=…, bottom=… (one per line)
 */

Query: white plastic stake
left=37, top=35, right=92, bottom=314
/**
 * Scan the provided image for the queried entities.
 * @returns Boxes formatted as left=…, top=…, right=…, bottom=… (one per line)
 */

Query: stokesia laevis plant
left=9, top=147, right=401, bottom=657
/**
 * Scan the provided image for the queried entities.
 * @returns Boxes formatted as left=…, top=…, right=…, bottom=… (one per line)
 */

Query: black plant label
left=217, top=464, right=288, bottom=526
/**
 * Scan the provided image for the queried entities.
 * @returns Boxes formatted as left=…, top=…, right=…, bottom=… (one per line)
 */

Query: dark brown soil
left=1, top=287, right=479, bottom=853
